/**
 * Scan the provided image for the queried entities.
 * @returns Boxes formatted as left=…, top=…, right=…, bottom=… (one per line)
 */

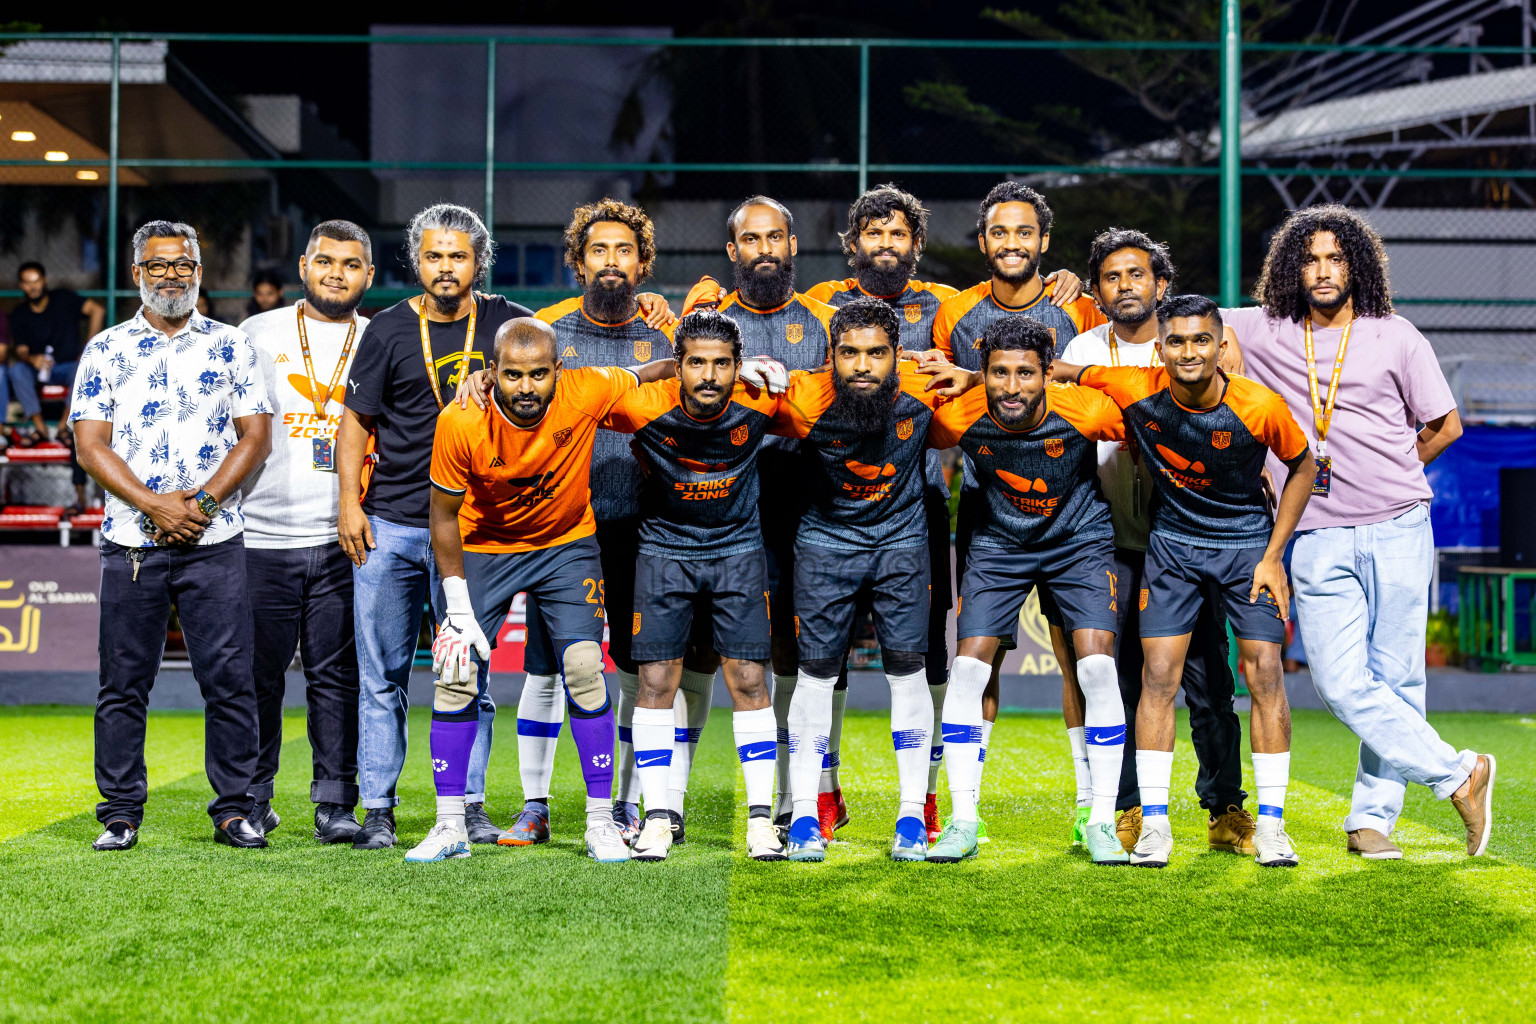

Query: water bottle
left=37, top=345, right=54, bottom=383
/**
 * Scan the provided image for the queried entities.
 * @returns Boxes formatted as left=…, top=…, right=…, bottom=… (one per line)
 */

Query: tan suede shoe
left=1115, top=806, right=1142, bottom=852
left=1208, top=804, right=1258, bottom=856
left=1347, top=828, right=1402, bottom=860
left=1450, top=754, right=1496, bottom=857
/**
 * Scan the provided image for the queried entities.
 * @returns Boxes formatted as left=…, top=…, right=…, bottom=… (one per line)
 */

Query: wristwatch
left=193, top=489, right=219, bottom=518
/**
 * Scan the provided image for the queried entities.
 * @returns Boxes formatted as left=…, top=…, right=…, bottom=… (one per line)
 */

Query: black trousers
left=246, top=543, right=360, bottom=806
left=1109, top=546, right=1247, bottom=813
left=96, top=537, right=258, bottom=827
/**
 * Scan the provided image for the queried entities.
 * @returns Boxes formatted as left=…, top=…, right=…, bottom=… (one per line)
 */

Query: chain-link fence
left=2, top=31, right=1534, bottom=418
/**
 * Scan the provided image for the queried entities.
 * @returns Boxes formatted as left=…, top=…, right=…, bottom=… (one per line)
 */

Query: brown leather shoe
left=1347, top=828, right=1402, bottom=860
left=1450, top=754, right=1496, bottom=857
left=1115, top=806, right=1142, bottom=852
left=1208, top=804, right=1258, bottom=856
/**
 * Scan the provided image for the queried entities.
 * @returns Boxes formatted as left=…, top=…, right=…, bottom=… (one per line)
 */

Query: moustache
left=749, top=255, right=782, bottom=269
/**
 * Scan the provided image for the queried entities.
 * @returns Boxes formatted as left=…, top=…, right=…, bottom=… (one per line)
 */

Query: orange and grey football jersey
left=932, top=280, right=1106, bottom=370
left=805, top=278, right=959, bottom=351
left=928, top=383, right=1124, bottom=550
left=535, top=297, right=673, bottom=522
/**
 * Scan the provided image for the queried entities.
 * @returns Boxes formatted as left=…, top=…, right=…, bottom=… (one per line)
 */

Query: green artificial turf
left=1, top=706, right=1532, bottom=1023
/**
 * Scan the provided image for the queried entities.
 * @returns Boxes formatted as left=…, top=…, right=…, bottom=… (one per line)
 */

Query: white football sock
left=941, top=656, right=989, bottom=822
left=1067, top=726, right=1091, bottom=807
left=821, top=687, right=847, bottom=794
left=631, top=706, right=675, bottom=817
left=515, top=673, right=562, bottom=803
left=733, top=706, right=777, bottom=811
left=772, top=673, right=797, bottom=817
left=888, top=669, right=931, bottom=822
left=1079, top=654, right=1126, bottom=827
left=1252, top=751, right=1290, bottom=830
left=927, top=681, right=947, bottom=796
left=668, top=679, right=711, bottom=818
left=1137, top=749, right=1174, bottom=828
left=586, top=795, right=611, bottom=828
left=436, top=794, right=466, bottom=831
left=977, top=718, right=995, bottom=806
left=614, top=669, right=641, bottom=806
left=788, top=671, right=835, bottom=824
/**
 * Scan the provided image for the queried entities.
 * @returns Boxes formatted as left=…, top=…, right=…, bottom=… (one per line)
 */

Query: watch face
left=197, top=494, right=218, bottom=516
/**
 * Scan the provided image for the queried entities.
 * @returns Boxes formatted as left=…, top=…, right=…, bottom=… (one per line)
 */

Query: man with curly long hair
left=1225, top=204, right=1495, bottom=861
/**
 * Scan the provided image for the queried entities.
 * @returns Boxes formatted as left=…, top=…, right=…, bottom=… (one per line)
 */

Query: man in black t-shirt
left=8, top=261, right=105, bottom=437
left=337, top=203, right=531, bottom=852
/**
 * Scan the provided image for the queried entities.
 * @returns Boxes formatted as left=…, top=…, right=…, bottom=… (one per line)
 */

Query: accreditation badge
left=1312, top=455, right=1332, bottom=497
left=312, top=437, right=336, bottom=472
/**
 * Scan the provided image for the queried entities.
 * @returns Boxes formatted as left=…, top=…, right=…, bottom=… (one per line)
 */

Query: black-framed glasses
left=136, top=259, right=200, bottom=279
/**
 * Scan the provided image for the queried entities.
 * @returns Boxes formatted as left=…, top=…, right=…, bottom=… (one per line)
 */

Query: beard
left=989, top=389, right=1044, bottom=428
left=852, top=247, right=916, bottom=298
left=494, top=385, right=549, bottom=423
left=681, top=379, right=730, bottom=419
left=735, top=253, right=795, bottom=309
left=1103, top=293, right=1156, bottom=327
left=988, top=247, right=1041, bottom=286
left=827, top=367, right=901, bottom=436
left=428, top=274, right=466, bottom=315
left=304, top=281, right=361, bottom=320
left=140, top=276, right=199, bottom=321
left=583, top=271, right=637, bottom=323
left=1307, top=277, right=1353, bottom=311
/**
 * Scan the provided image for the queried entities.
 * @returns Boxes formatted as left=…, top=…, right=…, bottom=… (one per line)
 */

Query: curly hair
left=978, top=314, right=1055, bottom=371
left=563, top=198, right=657, bottom=284
left=839, top=184, right=929, bottom=261
left=1086, top=227, right=1176, bottom=294
left=976, top=181, right=1054, bottom=237
left=1255, top=204, right=1393, bottom=321
left=828, top=295, right=902, bottom=347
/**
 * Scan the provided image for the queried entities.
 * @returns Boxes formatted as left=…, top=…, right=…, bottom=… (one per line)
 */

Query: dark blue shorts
left=631, top=549, right=772, bottom=662
left=1140, top=534, right=1284, bottom=644
left=957, top=533, right=1118, bottom=642
left=462, top=536, right=607, bottom=656
left=793, top=540, right=929, bottom=660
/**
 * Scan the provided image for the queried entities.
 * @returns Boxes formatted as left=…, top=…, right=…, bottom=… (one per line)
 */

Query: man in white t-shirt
left=1057, top=228, right=1253, bottom=857
left=239, top=221, right=374, bottom=844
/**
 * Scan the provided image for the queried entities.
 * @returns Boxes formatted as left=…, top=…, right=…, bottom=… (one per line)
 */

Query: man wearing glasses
left=72, top=221, right=274, bottom=852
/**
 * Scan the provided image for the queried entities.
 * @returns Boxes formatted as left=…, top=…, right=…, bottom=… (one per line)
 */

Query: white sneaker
left=1130, top=820, right=1173, bottom=868
left=585, top=818, right=633, bottom=863
left=747, top=816, right=786, bottom=861
left=1255, top=823, right=1300, bottom=867
left=631, top=815, right=674, bottom=862
left=403, top=820, right=470, bottom=863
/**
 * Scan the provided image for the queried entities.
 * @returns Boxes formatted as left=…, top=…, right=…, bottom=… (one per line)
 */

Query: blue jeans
left=353, top=516, right=495, bottom=809
left=1291, top=503, right=1476, bottom=836
left=9, top=359, right=78, bottom=418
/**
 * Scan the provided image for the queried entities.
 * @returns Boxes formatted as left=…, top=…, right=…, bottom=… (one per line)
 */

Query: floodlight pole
left=484, top=39, right=497, bottom=231
left=858, top=43, right=869, bottom=195
left=107, top=36, right=120, bottom=320
left=1219, top=0, right=1241, bottom=307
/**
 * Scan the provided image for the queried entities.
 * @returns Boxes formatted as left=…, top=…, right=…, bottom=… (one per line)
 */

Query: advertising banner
left=0, top=546, right=101, bottom=672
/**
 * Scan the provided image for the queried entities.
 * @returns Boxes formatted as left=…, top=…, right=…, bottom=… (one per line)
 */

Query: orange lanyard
left=1107, top=331, right=1161, bottom=367
left=1303, top=315, right=1353, bottom=460
left=295, top=302, right=357, bottom=419
left=418, top=294, right=477, bottom=410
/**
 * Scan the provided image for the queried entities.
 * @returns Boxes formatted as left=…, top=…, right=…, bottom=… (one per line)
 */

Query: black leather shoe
left=92, top=820, right=138, bottom=851
left=668, top=809, right=687, bottom=845
left=314, top=803, right=361, bottom=844
left=251, top=801, right=280, bottom=837
left=464, top=802, right=511, bottom=844
left=215, top=817, right=269, bottom=849
left=351, top=808, right=396, bottom=849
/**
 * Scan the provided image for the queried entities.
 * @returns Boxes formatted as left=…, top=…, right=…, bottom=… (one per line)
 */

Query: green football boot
left=927, top=820, right=980, bottom=863
left=943, top=813, right=991, bottom=844
left=1084, top=821, right=1130, bottom=864
left=1072, top=806, right=1091, bottom=849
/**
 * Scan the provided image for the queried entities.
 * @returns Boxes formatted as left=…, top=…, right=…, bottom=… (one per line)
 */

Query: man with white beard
left=72, top=221, right=274, bottom=852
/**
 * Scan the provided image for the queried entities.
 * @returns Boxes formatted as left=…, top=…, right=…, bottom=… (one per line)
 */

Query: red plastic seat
left=0, top=505, right=66, bottom=529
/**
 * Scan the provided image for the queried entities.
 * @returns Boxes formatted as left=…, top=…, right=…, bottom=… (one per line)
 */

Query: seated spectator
left=7, top=261, right=104, bottom=440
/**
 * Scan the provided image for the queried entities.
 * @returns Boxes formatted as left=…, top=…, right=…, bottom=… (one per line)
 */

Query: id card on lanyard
left=419, top=295, right=478, bottom=411
left=1304, top=315, right=1353, bottom=497
left=296, top=302, right=357, bottom=472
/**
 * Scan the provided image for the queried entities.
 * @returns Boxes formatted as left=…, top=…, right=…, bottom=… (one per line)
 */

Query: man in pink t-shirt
left=1224, top=204, right=1495, bottom=861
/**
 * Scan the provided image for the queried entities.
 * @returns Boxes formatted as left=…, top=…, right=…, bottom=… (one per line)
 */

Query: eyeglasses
left=136, top=259, right=200, bottom=279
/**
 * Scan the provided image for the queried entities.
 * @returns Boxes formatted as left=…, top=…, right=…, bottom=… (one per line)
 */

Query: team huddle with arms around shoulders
left=73, top=181, right=1496, bottom=869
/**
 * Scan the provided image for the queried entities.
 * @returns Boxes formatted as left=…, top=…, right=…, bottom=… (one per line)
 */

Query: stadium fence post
left=858, top=42, right=870, bottom=195
left=107, top=35, right=121, bottom=321
left=485, top=38, right=498, bottom=230
left=1220, top=0, right=1241, bottom=306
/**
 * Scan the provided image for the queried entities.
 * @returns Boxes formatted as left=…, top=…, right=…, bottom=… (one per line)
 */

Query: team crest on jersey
left=1212, top=430, right=1231, bottom=449
left=904, top=303, right=922, bottom=324
left=562, top=345, right=578, bottom=358
left=632, top=613, right=641, bottom=635
left=896, top=417, right=914, bottom=440
left=1044, top=439, right=1064, bottom=458
left=554, top=427, right=574, bottom=448
left=786, top=323, right=804, bottom=344
left=633, top=339, right=651, bottom=362
left=731, top=424, right=750, bottom=446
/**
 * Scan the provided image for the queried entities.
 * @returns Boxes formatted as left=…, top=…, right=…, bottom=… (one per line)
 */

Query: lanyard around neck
left=418, top=294, right=477, bottom=410
left=295, top=302, right=357, bottom=418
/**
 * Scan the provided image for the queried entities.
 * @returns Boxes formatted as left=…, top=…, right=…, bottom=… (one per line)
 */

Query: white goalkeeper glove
left=739, top=355, right=789, bottom=394
left=432, top=576, right=491, bottom=686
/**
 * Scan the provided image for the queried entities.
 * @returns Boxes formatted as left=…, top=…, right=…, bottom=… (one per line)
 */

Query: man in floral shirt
left=72, top=221, right=274, bottom=853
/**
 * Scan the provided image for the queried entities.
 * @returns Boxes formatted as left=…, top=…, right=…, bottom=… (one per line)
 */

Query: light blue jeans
left=1292, top=503, right=1475, bottom=836
left=354, top=515, right=496, bottom=809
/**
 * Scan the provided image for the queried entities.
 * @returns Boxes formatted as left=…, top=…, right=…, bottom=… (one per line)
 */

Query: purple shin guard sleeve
left=569, top=706, right=616, bottom=801
left=429, top=718, right=478, bottom=797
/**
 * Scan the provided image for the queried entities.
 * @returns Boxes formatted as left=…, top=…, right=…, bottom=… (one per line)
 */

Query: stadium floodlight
left=10, top=130, right=36, bottom=141
left=44, top=150, right=67, bottom=161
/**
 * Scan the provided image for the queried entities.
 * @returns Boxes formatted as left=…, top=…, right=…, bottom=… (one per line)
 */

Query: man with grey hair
left=72, top=220, right=274, bottom=852
left=337, top=202, right=532, bottom=850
